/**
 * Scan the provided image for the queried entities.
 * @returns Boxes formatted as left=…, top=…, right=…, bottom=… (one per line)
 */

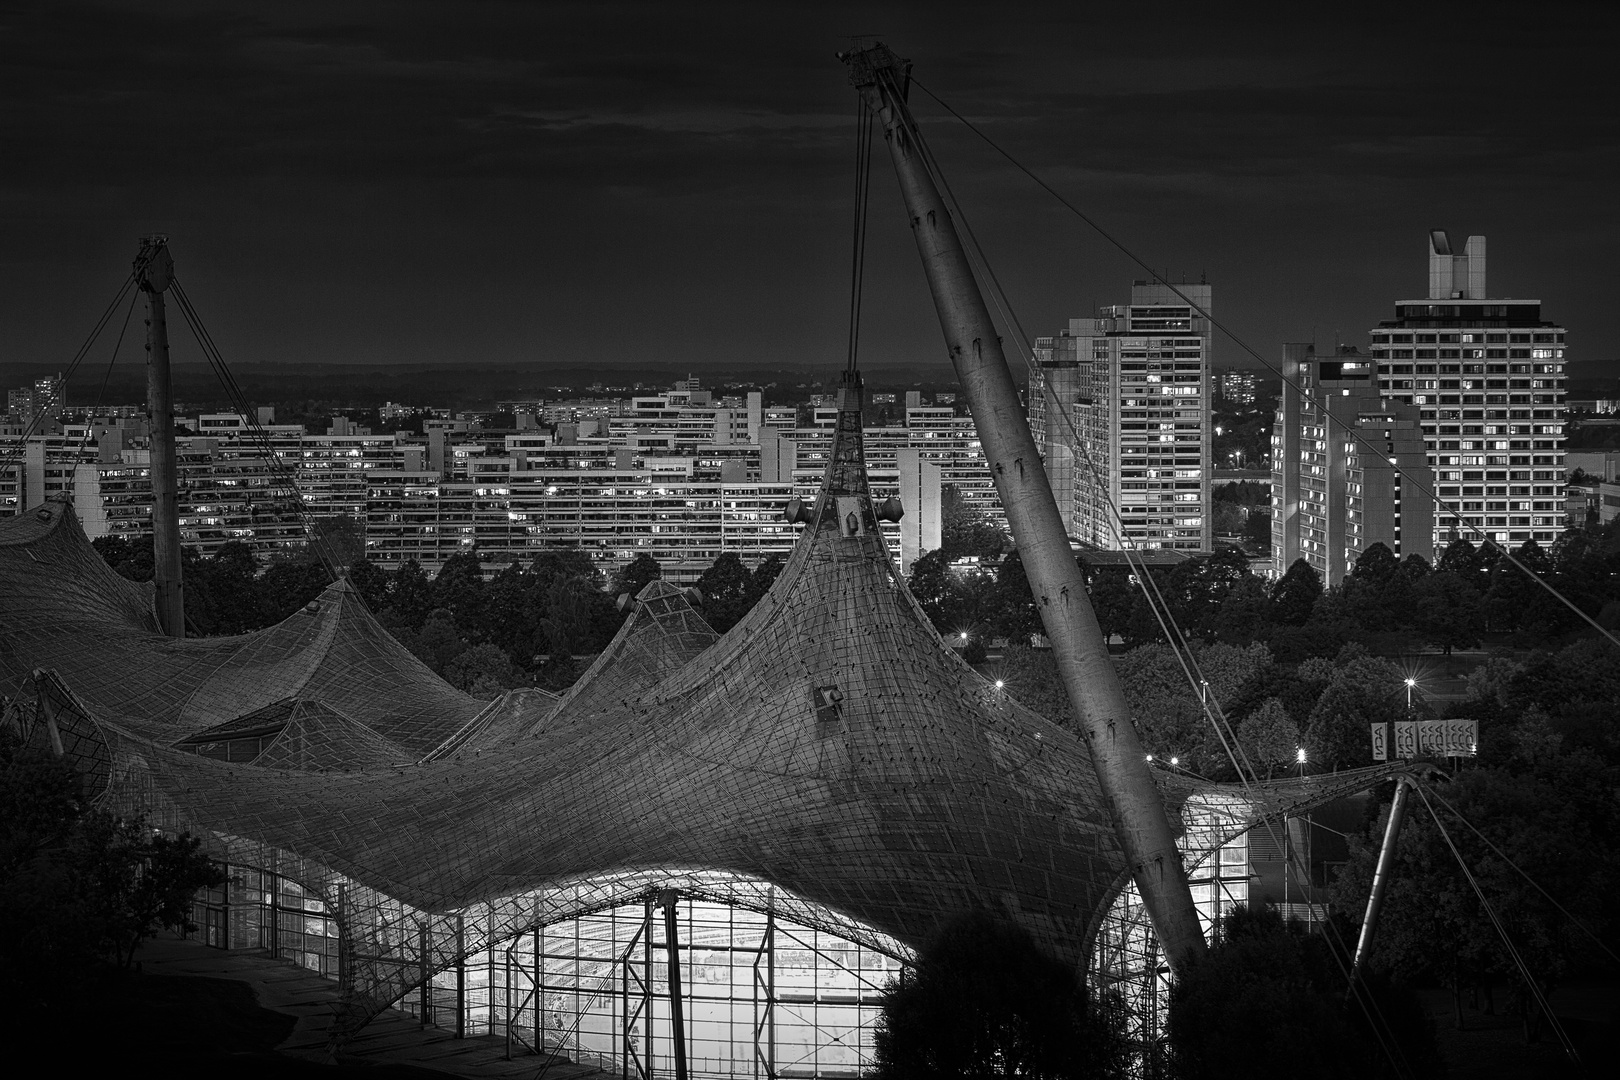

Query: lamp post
left=1404, top=677, right=1416, bottom=711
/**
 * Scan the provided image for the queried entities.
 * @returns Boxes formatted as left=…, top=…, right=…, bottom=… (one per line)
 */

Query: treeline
left=906, top=522, right=1620, bottom=779
left=90, top=539, right=787, bottom=696
left=910, top=526, right=1620, bottom=665
left=1321, top=635, right=1620, bottom=1047
left=347, top=548, right=784, bottom=694
left=94, top=536, right=335, bottom=636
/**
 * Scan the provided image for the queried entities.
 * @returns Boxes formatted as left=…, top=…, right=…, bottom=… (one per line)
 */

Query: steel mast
left=842, top=44, right=1206, bottom=972
left=135, top=235, right=184, bottom=639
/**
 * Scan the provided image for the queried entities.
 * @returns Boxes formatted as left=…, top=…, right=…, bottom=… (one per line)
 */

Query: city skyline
left=3, top=2, right=1617, bottom=379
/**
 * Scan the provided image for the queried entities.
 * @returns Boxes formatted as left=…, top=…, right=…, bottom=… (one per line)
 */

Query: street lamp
left=1404, top=677, right=1416, bottom=711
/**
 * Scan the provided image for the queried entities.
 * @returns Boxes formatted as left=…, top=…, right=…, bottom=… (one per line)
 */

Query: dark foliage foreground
left=0, top=732, right=223, bottom=1022
left=873, top=911, right=1128, bottom=1079
left=1168, top=904, right=1446, bottom=1080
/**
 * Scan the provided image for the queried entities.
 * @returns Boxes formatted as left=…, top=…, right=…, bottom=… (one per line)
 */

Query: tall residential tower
left=1270, top=344, right=1435, bottom=585
left=1369, top=232, right=1567, bottom=549
left=1032, top=281, right=1213, bottom=552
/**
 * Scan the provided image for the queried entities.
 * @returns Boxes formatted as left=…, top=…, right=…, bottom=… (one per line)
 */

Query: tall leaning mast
left=842, top=44, right=1207, bottom=973
left=134, top=235, right=184, bottom=639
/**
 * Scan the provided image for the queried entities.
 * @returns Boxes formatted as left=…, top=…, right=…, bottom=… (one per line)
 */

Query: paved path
left=135, top=933, right=607, bottom=1079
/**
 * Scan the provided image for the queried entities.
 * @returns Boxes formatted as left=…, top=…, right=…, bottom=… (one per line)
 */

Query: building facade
left=5, top=383, right=987, bottom=579
left=1219, top=369, right=1256, bottom=405
left=1271, top=344, right=1435, bottom=585
left=1032, top=282, right=1213, bottom=553
left=1368, top=231, right=1567, bottom=549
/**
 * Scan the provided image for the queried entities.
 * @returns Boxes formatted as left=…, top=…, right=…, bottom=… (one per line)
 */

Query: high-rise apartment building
left=1271, top=345, right=1434, bottom=584
left=1028, top=334, right=1086, bottom=538
left=1220, top=369, right=1256, bottom=405
left=4, top=373, right=66, bottom=430
left=1369, top=232, right=1567, bottom=549
left=1032, top=281, right=1213, bottom=552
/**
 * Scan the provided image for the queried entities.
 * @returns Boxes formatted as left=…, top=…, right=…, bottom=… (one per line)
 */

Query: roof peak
left=817, top=368, right=870, bottom=504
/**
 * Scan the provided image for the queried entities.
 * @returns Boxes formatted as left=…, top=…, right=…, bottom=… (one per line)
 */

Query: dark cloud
left=1, top=0, right=1616, bottom=380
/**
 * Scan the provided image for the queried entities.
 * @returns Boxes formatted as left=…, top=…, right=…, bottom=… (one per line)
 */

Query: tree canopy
left=1169, top=904, right=1442, bottom=1080
left=873, top=910, right=1126, bottom=1080
left=1, top=733, right=223, bottom=1020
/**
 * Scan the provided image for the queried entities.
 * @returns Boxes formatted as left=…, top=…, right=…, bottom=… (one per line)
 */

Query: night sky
left=4, top=1, right=1617, bottom=381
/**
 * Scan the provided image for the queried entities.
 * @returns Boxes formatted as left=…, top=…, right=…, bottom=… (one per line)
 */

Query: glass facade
left=191, top=863, right=342, bottom=977
left=192, top=872, right=902, bottom=1079
left=1090, top=793, right=1252, bottom=1063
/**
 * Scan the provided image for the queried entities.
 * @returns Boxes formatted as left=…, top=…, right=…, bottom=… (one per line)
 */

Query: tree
left=873, top=910, right=1126, bottom=1080
left=432, top=552, right=487, bottom=626
left=1349, top=542, right=1399, bottom=586
left=1437, top=537, right=1486, bottom=580
left=91, top=534, right=154, bottom=582
left=1242, top=509, right=1271, bottom=549
left=255, top=560, right=333, bottom=624
left=387, top=558, right=435, bottom=626
left=907, top=549, right=955, bottom=632
left=614, top=552, right=662, bottom=599
left=746, top=552, right=786, bottom=605
left=309, top=515, right=365, bottom=568
left=1169, top=903, right=1442, bottom=1079
left=1329, top=757, right=1619, bottom=1042
left=696, top=552, right=753, bottom=632
left=394, top=608, right=469, bottom=673
left=529, top=549, right=603, bottom=592
left=75, top=813, right=224, bottom=969
left=987, top=550, right=1042, bottom=641
left=1269, top=559, right=1321, bottom=626
left=1113, top=642, right=1273, bottom=776
left=1301, top=647, right=1409, bottom=768
left=996, top=643, right=1072, bottom=728
left=1082, top=566, right=1136, bottom=644
left=473, top=562, right=543, bottom=666
left=442, top=642, right=520, bottom=698
left=1, top=737, right=223, bottom=1018
left=1235, top=698, right=1298, bottom=779
left=1163, top=548, right=1252, bottom=640
left=940, top=485, right=1010, bottom=560
left=1481, top=540, right=1553, bottom=636
left=1412, top=570, right=1483, bottom=654
left=346, top=556, right=392, bottom=612
left=1209, top=575, right=1271, bottom=646
left=183, top=541, right=260, bottom=635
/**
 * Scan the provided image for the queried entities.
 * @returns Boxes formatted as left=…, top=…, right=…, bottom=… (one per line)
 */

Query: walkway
left=135, top=933, right=606, bottom=1079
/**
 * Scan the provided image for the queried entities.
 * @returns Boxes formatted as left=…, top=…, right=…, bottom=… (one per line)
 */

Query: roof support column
left=845, top=44, right=1206, bottom=974
left=1351, top=776, right=1414, bottom=983
left=661, top=890, right=689, bottom=1080
left=135, top=235, right=183, bottom=639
